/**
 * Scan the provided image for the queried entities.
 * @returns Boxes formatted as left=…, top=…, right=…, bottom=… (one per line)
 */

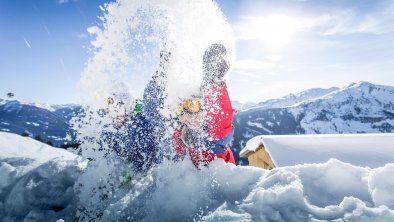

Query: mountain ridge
left=232, top=81, right=394, bottom=164
left=0, top=99, right=82, bottom=145
left=1, top=81, right=393, bottom=164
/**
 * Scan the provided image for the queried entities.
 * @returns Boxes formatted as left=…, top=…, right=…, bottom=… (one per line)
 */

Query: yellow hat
left=182, top=98, right=201, bottom=113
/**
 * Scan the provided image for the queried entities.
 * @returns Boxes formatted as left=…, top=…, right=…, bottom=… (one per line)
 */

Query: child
left=174, top=43, right=235, bottom=166
left=104, top=51, right=170, bottom=172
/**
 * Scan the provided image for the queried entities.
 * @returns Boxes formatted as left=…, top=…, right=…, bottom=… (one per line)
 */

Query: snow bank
left=81, top=159, right=394, bottom=222
left=0, top=132, right=86, bottom=221
left=1, top=132, right=394, bottom=221
left=201, top=160, right=394, bottom=222
left=368, top=164, right=394, bottom=209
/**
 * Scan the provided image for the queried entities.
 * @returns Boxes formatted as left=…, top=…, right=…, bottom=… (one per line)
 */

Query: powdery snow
left=1, top=132, right=394, bottom=221
left=0, top=132, right=78, bottom=164
left=240, top=133, right=394, bottom=168
left=247, top=121, right=273, bottom=134
left=79, top=0, right=234, bottom=114
left=0, top=132, right=86, bottom=221
left=26, top=122, right=40, bottom=127
left=83, top=159, right=394, bottom=221
left=201, top=160, right=394, bottom=222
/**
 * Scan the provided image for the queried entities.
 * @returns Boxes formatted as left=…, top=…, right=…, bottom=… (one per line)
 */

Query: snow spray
left=79, top=0, right=234, bottom=111
left=73, top=0, right=235, bottom=160
left=71, top=0, right=235, bottom=220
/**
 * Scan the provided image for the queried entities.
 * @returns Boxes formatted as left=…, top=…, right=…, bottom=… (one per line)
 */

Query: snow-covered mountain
left=293, top=82, right=394, bottom=133
left=249, top=86, right=340, bottom=110
left=1, top=81, right=393, bottom=162
left=232, top=82, right=394, bottom=164
left=231, top=101, right=258, bottom=112
left=0, top=99, right=81, bottom=145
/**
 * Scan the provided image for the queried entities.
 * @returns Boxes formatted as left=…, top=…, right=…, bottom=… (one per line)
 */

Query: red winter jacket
left=204, top=82, right=233, bottom=140
left=172, top=82, right=235, bottom=166
left=173, top=128, right=235, bottom=166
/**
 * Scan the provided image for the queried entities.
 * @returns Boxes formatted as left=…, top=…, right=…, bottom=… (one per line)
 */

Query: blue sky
left=0, top=0, right=106, bottom=103
left=1, top=0, right=394, bottom=104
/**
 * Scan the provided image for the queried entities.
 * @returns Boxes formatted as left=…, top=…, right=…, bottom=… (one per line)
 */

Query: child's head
left=202, top=43, right=230, bottom=84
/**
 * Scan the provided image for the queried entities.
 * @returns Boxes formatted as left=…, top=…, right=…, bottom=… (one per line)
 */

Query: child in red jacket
left=173, top=43, right=235, bottom=166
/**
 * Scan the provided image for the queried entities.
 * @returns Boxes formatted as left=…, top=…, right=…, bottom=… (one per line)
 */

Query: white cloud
left=233, top=14, right=316, bottom=50
left=309, top=3, right=394, bottom=36
left=41, top=21, right=52, bottom=37
left=232, top=70, right=260, bottom=79
left=319, top=9, right=394, bottom=35
left=229, top=0, right=394, bottom=103
left=58, top=0, right=79, bottom=4
left=233, top=3, right=394, bottom=45
left=76, top=33, right=88, bottom=39
left=234, top=59, right=276, bottom=70
left=23, top=37, right=31, bottom=49
left=266, top=55, right=281, bottom=62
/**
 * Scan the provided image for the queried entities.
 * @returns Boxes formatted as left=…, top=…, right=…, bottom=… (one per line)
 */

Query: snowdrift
left=0, top=132, right=86, bottom=221
left=1, top=132, right=394, bottom=221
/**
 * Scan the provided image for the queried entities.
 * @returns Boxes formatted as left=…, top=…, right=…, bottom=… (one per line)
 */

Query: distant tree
left=21, top=132, right=29, bottom=137
left=34, top=135, right=44, bottom=142
left=60, top=142, right=81, bottom=149
left=46, top=141, right=54, bottom=146
left=28, top=134, right=57, bottom=147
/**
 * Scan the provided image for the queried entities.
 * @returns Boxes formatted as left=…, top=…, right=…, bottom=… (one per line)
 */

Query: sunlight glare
left=236, top=14, right=310, bottom=50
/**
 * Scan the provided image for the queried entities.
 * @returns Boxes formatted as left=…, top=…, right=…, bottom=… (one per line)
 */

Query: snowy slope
left=52, top=104, right=83, bottom=121
left=0, top=99, right=81, bottom=145
left=245, top=86, right=339, bottom=111
left=292, top=81, right=394, bottom=134
left=1, top=132, right=394, bottom=221
left=231, top=101, right=258, bottom=112
left=0, top=132, right=86, bottom=221
left=0, top=98, right=80, bottom=113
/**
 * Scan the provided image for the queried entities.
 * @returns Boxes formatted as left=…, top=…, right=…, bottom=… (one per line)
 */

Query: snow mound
left=1, top=132, right=394, bottom=221
left=0, top=132, right=86, bottom=221
left=200, top=160, right=394, bottom=222
left=85, top=159, right=394, bottom=221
